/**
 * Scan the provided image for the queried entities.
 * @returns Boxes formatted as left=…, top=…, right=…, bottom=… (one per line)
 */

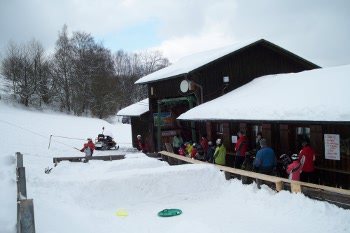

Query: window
left=216, top=123, right=223, bottom=134
left=297, top=127, right=310, bottom=149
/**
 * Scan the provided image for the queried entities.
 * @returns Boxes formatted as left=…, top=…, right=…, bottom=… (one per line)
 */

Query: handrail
left=159, top=151, right=350, bottom=209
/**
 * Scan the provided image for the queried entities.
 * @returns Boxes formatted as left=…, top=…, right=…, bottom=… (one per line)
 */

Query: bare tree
left=1, top=39, right=49, bottom=107
left=113, top=49, right=170, bottom=109
left=52, top=24, right=74, bottom=112
left=1, top=24, right=170, bottom=118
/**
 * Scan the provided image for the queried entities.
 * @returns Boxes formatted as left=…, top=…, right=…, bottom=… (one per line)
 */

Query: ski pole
left=48, top=135, right=53, bottom=149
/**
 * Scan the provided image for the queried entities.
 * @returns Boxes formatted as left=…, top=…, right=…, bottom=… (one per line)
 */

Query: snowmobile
left=95, top=134, right=119, bottom=150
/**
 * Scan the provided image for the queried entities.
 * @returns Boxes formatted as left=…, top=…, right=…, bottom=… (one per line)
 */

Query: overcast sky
left=1, top=0, right=349, bottom=67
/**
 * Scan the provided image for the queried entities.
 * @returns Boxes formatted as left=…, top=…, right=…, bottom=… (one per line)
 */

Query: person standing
left=178, top=143, right=187, bottom=157
left=200, top=133, right=209, bottom=157
left=80, top=138, right=96, bottom=157
left=190, top=143, right=198, bottom=159
left=234, top=130, right=249, bottom=169
left=253, top=139, right=277, bottom=175
left=214, top=139, right=226, bottom=165
left=137, top=135, right=149, bottom=153
left=299, top=140, right=316, bottom=183
left=173, top=133, right=183, bottom=154
left=256, top=131, right=263, bottom=151
left=286, top=154, right=303, bottom=181
left=205, top=141, right=215, bottom=163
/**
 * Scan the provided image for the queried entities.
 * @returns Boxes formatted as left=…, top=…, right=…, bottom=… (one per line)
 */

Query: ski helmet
left=291, top=154, right=299, bottom=161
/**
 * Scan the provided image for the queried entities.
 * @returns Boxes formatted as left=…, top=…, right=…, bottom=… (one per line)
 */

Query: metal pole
left=16, top=152, right=23, bottom=168
left=157, top=101, right=161, bottom=152
left=188, top=97, right=197, bottom=142
left=18, top=167, right=27, bottom=200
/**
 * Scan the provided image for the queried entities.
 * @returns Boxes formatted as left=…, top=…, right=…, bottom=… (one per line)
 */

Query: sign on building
left=324, top=134, right=340, bottom=160
left=153, top=112, right=171, bottom=126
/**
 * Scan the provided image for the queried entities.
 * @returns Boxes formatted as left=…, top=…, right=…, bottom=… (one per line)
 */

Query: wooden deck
left=159, top=151, right=350, bottom=209
left=53, top=155, right=125, bottom=166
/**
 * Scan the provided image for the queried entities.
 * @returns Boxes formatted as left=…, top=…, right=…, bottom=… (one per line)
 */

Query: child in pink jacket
left=286, top=154, right=303, bottom=181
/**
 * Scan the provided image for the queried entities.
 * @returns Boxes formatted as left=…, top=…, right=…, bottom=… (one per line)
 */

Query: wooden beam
left=53, top=155, right=125, bottom=164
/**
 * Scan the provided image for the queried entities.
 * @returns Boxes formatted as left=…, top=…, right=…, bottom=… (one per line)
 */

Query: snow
left=117, top=98, right=149, bottom=116
left=135, top=39, right=259, bottom=84
left=178, top=64, right=350, bottom=122
left=1, top=85, right=350, bottom=233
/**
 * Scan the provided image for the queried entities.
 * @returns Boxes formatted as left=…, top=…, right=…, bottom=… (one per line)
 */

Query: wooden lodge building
left=118, top=39, right=350, bottom=189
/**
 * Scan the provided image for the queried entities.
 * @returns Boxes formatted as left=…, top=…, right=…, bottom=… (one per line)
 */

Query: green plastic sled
left=158, top=209, right=182, bottom=217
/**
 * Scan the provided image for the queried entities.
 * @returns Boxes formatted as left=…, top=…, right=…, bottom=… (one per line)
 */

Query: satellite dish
left=180, top=80, right=189, bottom=93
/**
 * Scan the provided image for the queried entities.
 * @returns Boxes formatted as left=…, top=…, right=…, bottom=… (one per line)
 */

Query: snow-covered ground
left=1, top=97, right=350, bottom=232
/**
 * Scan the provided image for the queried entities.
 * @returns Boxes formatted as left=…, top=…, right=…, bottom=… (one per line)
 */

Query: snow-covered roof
left=177, top=64, right=350, bottom=122
left=117, top=98, right=149, bottom=116
left=135, top=39, right=261, bottom=84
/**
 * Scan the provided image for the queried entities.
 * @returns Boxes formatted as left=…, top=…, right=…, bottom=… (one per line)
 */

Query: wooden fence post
left=16, top=152, right=23, bottom=168
left=18, top=167, right=27, bottom=200
left=18, top=199, right=36, bottom=233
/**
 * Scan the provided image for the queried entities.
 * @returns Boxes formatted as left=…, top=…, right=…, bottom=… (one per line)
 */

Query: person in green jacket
left=214, top=138, right=226, bottom=165
left=172, top=134, right=183, bottom=154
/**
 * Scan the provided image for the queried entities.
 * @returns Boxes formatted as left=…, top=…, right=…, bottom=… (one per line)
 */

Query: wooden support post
left=256, top=178, right=261, bottom=189
left=224, top=171, right=231, bottom=180
left=18, top=199, right=36, bottom=233
left=16, top=152, right=23, bottom=168
left=291, top=183, right=302, bottom=193
left=18, top=167, right=27, bottom=200
left=275, top=181, right=283, bottom=192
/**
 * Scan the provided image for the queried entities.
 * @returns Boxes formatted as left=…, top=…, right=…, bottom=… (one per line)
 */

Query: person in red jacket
left=234, top=130, right=249, bottom=169
left=190, top=143, right=198, bottom=159
left=200, top=133, right=209, bottom=157
left=178, top=143, right=187, bottom=157
left=299, top=140, right=316, bottom=183
left=80, top=138, right=95, bottom=157
left=286, top=154, right=303, bottom=181
left=137, top=135, right=149, bottom=153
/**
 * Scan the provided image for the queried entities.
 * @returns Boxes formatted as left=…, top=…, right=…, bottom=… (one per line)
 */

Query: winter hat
left=237, top=130, right=245, bottom=136
left=259, top=139, right=267, bottom=146
left=208, top=141, right=213, bottom=146
left=87, top=138, right=92, bottom=141
left=302, top=140, right=308, bottom=146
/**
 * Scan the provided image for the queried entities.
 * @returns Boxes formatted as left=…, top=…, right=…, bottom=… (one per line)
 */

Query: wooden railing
left=159, top=151, right=350, bottom=209
left=53, top=155, right=125, bottom=166
left=16, top=152, right=36, bottom=233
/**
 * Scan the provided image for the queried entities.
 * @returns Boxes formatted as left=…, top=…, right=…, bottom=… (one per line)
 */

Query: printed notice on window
left=324, top=134, right=340, bottom=160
